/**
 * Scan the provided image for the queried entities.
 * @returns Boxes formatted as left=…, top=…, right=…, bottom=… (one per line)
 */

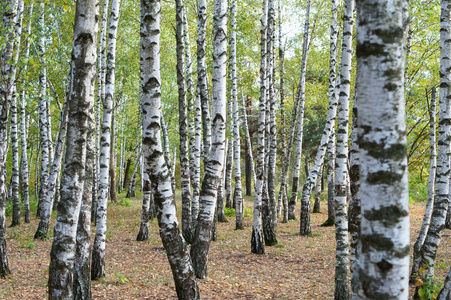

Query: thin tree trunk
left=109, top=113, right=117, bottom=202
left=333, top=0, right=354, bottom=298
left=288, top=0, right=311, bottom=221
left=353, top=0, right=409, bottom=297
left=263, top=0, right=277, bottom=245
left=9, top=0, right=24, bottom=227
left=0, top=0, right=18, bottom=277
left=140, top=0, right=199, bottom=295
left=197, top=0, right=211, bottom=162
left=410, top=87, right=437, bottom=282
left=92, top=0, right=109, bottom=223
left=438, top=267, right=451, bottom=300
left=217, top=139, right=228, bottom=223
left=35, top=102, right=69, bottom=239
left=276, top=0, right=284, bottom=218
left=48, top=1, right=99, bottom=296
left=161, top=114, right=174, bottom=195
left=230, top=0, right=243, bottom=230
left=251, top=0, right=268, bottom=255
left=190, top=0, right=228, bottom=278
left=137, top=172, right=151, bottom=241
left=415, top=1, right=451, bottom=294
left=176, top=0, right=193, bottom=244
left=313, top=165, right=323, bottom=213
left=73, top=112, right=95, bottom=300
left=37, top=1, right=50, bottom=219
left=20, top=3, right=33, bottom=224
left=91, top=0, right=121, bottom=280
left=126, top=136, right=141, bottom=198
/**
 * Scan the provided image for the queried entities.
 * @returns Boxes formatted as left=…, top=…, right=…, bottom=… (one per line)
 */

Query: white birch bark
left=251, top=0, right=268, bottom=255
left=37, top=1, right=51, bottom=219
left=288, top=0, right=311, bottom=220
left=410, top=87, right=437, bottom=281
left=48, top=1, right=99, bottom=296
left=334, top=0, right=354, bottom=298
left=193, top=90, right=203, bottom=223
left=35, top=101, right=69, bottom=239
left=137, top=171, right=151, bottom=241
left=190, top=0, right=228, bottom=278
left=92, top=0, right=110, bottom=222
left=0, top=0, right=18, bottom=277
left=126, top=139, right=141, bottom=198
left=438, top=267, right=451, bottom=300
left=160, top=114, right=174, bottom=194
left=231, top=0, right=243, bottom=230
left=176, top=0, right=193, bottom=244
left=197, top=0, right=212, bottom=161
left=140, top=0, right=199, bottom=295
left=415, top=0, right=451, bottom=289
left=241, top=95, right=256, bottom=186
left=20, top=2, right=33, bottom=224
left=353, top=0, right=409, bottom=297
left=73, top=112, right=95, bottom=300
left=9, top=0, right=24, bottom=227
left=224, top=99, right=234, bottom=209
left=92, top=0, right=121, bottom=280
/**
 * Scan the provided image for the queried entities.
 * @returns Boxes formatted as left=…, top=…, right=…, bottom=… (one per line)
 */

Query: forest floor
left=1, top=193, right=450, bottom=299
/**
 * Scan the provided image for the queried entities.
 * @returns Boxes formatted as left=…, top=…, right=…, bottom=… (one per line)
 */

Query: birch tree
left=37, top=0, right=51, bottom=219
left=9, top=0, right=24, bottom=227
left=35, top=102, right=69, bottom=239
left=20, top=2, right=33, bottom=224
left=48, top=0, right=99, bottom=296
left=251, top=0, right=268, bottom=255
left=197, top=0, right=212, bottom=161
left=0, top=0, right=18, bottom=277
left=176, top=0, right=193, bottom=244
left=410, top=87, right=437, bottom=281
left=414, top=0, right=451, bottom=290
left=333, top=0, right=354, bottom=297
left=353, top=0, right=409, bottom=297
left=288, top=0, right=311, bottom=220
left=230, top=0, right=243, bottom=230
left=190, top=0, right=228, bottom=278
left=137, top=172, right=151, bottom=241
left=140, top=0, right=199, bottom=296
left=92, top=0, right=121, bottom=279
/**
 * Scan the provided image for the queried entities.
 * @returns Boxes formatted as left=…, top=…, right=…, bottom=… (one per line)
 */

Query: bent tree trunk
left=190, top=0, right=228, bottom=278
left=415, top=1, right=451, bottom=293
left=410, top=87, right=437, bottom=282
left=288, top=0, right=311, bottom=221
left=354, top=0, right=409, bottom=298
left=48, top=1, right=99, bottom=297
left=140, top=0, right=199, bottom=297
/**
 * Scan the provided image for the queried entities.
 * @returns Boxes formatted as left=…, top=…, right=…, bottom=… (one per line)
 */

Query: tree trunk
left=20, top=3, right=33, bottom=224
left=126, top=137, right=141, bottom=198
left=251, top=0, right=268, bottom=255
left=333, top=0, right=354, bottom=298
left=0, top=0, right=19, bottom=278
left=410, top=87, right=437, bottom=282
left=276, top=0, right=284, bottom=218
left=48, top=1, right=99, bottom=296
left=137, top=172, right=151, bottom=241
left=37, top=1, right=50, bottom=219
left=197, top=0, right=211, bottom=162
left=230, top=0, right=243, bottom=230
left=353, top=0, right=409, bottom=297
left=190, top=0, right=228, bottom=278
left=288, top=0, right=311, bottom=221
left=91, top=0, right=121, bottom=280
left=140, top=0, right=199, bottom=295
left=176, top=0, right=193, bottom=244
left=160, top=114, right=174, bottom=194
left=35, top=102, right=69, bottom=239
left=73, top=112, right=95, bottom=300
left=217, top=139, right=228, bottom=223
left=263, top=0, right=277, bottom=245
left=92, top=0, right=110, bottom=222
left=438, top=267, right=451, bottom=300
left=9, top=0, right=24, bottom=227
left=313, top=165, right=323, bottom=213
left=415, top=2, right=451, bottom=294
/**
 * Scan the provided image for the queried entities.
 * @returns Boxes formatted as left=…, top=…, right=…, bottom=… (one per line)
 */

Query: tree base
left=91, top=249, right=105, bottom=280
left=312, top=209, right=321, bottom=213
left=137, top=226, right=149, bottom=241
left=251, top=228, right=265, bottom=254
left=321, top=218, right=335, bottom=227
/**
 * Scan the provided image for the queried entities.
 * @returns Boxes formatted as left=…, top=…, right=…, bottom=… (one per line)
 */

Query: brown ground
left=0, top=195, right=450, bottom=299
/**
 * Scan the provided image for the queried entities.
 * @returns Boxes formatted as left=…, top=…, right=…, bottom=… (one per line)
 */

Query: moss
left=321, top=218, right=335, bottom=227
